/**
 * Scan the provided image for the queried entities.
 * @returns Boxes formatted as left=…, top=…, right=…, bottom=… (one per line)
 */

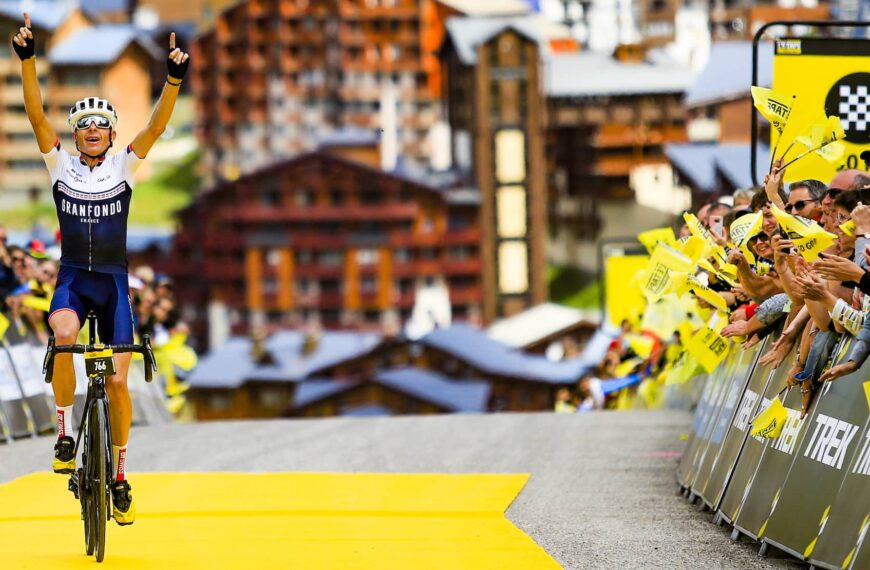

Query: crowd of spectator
left=0, top=226, right=186, bottom=354
left=557, top=164, right=870, bottom=415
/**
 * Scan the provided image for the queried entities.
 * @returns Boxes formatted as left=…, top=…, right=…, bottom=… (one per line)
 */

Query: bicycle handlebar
left=43, top=335, right=158, bottom=384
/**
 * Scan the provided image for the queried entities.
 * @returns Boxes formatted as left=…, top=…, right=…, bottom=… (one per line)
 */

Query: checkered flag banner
left=839, top=85, right=869, bottom=133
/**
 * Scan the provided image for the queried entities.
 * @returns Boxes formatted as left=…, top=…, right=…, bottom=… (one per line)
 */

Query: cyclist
left=13, top=12, right=189, bottom=526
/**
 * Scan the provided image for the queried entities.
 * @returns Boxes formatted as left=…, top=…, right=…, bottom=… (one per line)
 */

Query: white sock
left=56, top=405, right=73, bottom=438
left=113, top=444, right=127, bottom=482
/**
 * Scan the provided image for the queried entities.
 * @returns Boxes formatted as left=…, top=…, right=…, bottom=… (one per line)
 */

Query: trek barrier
left=677, top=329, right=870, bottom=569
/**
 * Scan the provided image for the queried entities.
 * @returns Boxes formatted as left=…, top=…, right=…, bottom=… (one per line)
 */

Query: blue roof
left=420, top=324, right=589, bottom=384
left=49, top=24, right=161, bottom=65
left=0, top=1, right=80, bottom=30
left=188, top=331, right=383, bottom=389
left=375, top=367, right=491, bottom=413
left=291, top=367, right=491, bottom=413
left=292, top=378, right=360, bottom=408
left=666, top=143, right=770, bottom=193
left=82, top=0, right=128, bottom=13
left=685, top=41, right=773, bottom=108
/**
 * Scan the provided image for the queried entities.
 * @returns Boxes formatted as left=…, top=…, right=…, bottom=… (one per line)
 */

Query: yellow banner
left=605, top=254, right=649, bottom=326
left=671, top=273, right=730, bottom=313
left=751, top=396, right=788, bottom=439
left=686, top=326, right=730, bottom=373
left=773, top=38, right=870, bottom=182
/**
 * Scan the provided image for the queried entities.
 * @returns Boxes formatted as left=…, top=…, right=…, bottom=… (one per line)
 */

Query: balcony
left=450, top=287, right=482, bottom=305
left=202, top=261, right=246, bottom=280
left=232, top=204, right=419, bottom=223
left=0, top=86, right=24, bottom=104
left=442, top=228, right=481, bottom=245
left=0, top=113, right=32, bottom=133
left=294, top=264, right=344, bottom=279
left=442, top=259, right=482, bottom=275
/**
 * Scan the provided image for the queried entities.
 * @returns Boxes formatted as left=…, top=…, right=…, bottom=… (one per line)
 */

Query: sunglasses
left=75, top=115, right=112, bottom=130
left=11, top=256, right=26, bottom=263
left=749, top=232, right=770, bottom=243
left=785, top=199, right=817, bottom=213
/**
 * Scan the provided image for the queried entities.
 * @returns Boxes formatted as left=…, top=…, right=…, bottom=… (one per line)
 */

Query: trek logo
left=852, top=430, right=870, bottom=476
left=57, top=410, right=64, bottom=436
left=767, top=404, right=802, bottom=453
left=732, top=389, right=760, bottom=432
left=803, top=413, right=860, bottom=470
left=61, top=198, right=124, bottom=223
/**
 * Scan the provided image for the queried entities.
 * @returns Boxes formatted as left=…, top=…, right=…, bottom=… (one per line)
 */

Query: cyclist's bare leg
left=106, top=352, right=132, bottom=447
left=48, top=311, right=80, bottom=407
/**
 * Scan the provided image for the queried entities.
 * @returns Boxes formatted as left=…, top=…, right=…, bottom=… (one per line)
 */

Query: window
left=260, top=190, right=280, bottom=207
left=360, top=191, right=382, bottom=205
left=266, top=248, right=281, bottom=267
left=318, top=251, right=343, bottom=266
left=295, top=188, right=313, bottom=206
left=498, top=241, right=528, bottom=294
left=361, top=276, right=376, bottom=293
left=356, top=249, right=379, bottom=265
left=394, top=248, right=410, bottom=262
left=495, top=130, right=526, bottom=183
left=330, top=189, right=344, bottom=206
left=297, top=250, right=313, bottom=264
left=496, top=186, right=527, bottom=238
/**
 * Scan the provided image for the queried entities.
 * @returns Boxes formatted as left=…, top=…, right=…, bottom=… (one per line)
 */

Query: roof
left=545, top=52, right=695, bottom=98
left=684, top=41, right=773, bottom=108
left=436, top=0, right=531, bottom=16
left=291, top=367, right=491, bottom=413
left=666, top=143, right=770, bottom=193
left=443, top=15, right=572, bottom=65
left=82, top=0, right=129, bottom=13
left=487, top=303, right=598, bottom=348
left=49, top=24, right=161, bottom=65
left=375, top=367, right=491, bottom=413
left=188, top=331, right=383, bottom=389
left=0, top=1, right=80, bottom=30
left=317, top=126, right=379, bottom=148
left=420, top=324, right=590, bottom=384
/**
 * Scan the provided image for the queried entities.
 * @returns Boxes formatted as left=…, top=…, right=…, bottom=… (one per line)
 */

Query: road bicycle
left=42, top=311, right=157, bottom=563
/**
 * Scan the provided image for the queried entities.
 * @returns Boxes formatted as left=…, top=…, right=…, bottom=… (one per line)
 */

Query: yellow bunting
left=637, top=227, right=677, bottom=254
left=751, top=396, right=788, bottom=439
left=639, top=244, right=694, bottom=302
left=751, top=86, right=794, bottom=135
left=686, top=326, right=730, bottom=373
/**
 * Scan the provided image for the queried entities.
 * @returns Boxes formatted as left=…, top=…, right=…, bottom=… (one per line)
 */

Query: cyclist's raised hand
left=167, top=32, right=190, bottom=83
left=12, top=12, right=34, bottom=60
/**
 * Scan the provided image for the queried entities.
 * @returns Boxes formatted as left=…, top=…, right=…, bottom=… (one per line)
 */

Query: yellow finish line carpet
left=0, top=472, right=560, bottom=569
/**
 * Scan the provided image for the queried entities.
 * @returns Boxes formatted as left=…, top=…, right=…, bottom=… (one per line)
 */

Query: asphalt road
left=0, top=410, right=799, bottom=569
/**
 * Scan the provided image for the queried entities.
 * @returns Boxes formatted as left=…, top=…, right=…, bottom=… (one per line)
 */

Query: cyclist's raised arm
left=130, top=32, right=189, bottom=159
left=14, top=13, right=57, bottom=153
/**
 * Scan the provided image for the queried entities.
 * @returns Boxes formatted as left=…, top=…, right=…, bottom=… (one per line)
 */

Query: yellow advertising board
left=772, top=38, right=870, bottom=184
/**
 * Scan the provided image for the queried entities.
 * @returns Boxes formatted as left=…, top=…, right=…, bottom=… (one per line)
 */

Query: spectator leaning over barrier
left=784, top=179, right=827, bottom=222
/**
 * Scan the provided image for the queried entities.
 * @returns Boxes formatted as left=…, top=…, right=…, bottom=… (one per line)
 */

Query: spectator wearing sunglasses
left=785, top=179, right=826, bottom=221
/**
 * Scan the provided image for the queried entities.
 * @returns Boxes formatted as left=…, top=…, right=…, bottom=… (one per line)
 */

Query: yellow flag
left=751, top=86, right=794, bottom=135
left=825, top=114, right=846, bottom=143
left=664, top=352, right=702, bottom=385
left=639, top=244, right=694, bottom=302
left=686, top=326, right=730, bottom=373
left=0, top=312, right=8, bottom=340
left=769, top=204, right=837, bottom=261
left=683, top=212, right=728, bottom=267
left=729, top=212, right=763, bottom=247
left=751, top=396, right=788, bottom=439
left=615, top=356, right=645, bottom=377
left=671, top=273, right=731, bottom=313
left=626, top=333, right=655, bottom=359
left=637, top=227, right=676, bottom=254
left=678, top=235, right=708, bottom=263
left=815, top=141, right=846, bottom=165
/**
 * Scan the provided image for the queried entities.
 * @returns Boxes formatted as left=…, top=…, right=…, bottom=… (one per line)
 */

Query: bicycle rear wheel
left=90, top=401, right=109, bottom=562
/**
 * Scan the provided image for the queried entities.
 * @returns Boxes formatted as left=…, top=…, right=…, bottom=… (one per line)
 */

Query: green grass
left=548, top=265, right=601, bottom=310
left=0, top=149, right=200, bottom=230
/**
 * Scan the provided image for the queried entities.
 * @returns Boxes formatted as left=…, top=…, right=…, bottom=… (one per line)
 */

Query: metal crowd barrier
left=677, top=327, right=870, bottom=569
left=0, top=339, right=173, bottom=444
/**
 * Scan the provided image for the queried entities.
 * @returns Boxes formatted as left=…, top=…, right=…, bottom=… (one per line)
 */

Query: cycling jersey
left=42, top=141, right=143, bottom=274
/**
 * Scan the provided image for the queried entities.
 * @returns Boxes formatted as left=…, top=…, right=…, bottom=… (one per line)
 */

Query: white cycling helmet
left=68, top=97, right=118, bottom=130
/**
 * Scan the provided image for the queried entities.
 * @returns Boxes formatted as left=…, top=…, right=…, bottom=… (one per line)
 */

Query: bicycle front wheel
left=89, top=401, right=109, bottom=563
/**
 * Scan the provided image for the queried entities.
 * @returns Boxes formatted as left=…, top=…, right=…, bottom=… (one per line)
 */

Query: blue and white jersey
left=42, top=142, right=143, bottom=274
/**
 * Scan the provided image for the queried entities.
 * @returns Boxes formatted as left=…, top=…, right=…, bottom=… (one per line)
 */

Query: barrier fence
left=0, top=313, right=173, bottom=444
left=678, top=327, right=870, bottom=569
